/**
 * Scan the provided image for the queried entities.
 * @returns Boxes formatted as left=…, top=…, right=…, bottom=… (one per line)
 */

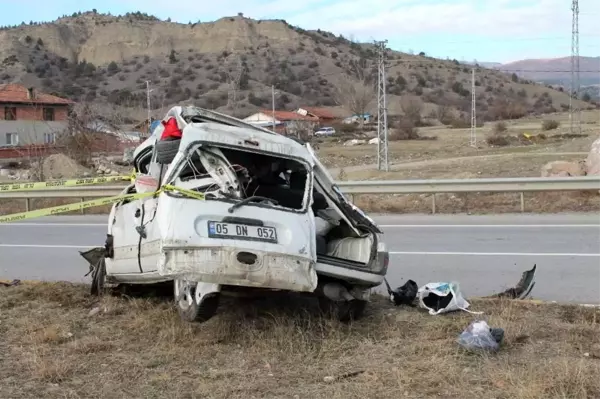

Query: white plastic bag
left=417, top=282, right=482, bottom=315
left=457, top=320, right=503, bottom=352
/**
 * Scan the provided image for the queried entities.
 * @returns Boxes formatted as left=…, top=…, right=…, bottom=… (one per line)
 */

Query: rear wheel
left=318, top=296, right=367, bottom=322
left=174, top=279, right=220, bottom=323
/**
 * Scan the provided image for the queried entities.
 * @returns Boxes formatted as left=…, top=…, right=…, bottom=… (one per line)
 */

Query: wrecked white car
left=82, top=106, right=388, bottom=323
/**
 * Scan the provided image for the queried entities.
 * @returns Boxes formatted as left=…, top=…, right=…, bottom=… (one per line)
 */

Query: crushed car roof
left=179, top=122, right=315, bottom=164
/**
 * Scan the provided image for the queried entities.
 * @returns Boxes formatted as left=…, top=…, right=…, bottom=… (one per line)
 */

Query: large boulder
left=585, top=136, right=600, bottom=176
left=541, top=160, right=586, bottom=177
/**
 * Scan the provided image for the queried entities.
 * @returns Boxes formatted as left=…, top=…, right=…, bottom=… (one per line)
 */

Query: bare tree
left=435, top=103, right=453, bottom=124
left=400, top=95, right=424, bottom=126
left=334, top=58, right=376, bottom=129
left=334, top=78, right=375, bottom=128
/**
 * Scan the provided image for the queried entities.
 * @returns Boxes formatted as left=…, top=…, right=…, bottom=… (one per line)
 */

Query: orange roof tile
left=0, top=84, right=74, bottom=105
left=298, top=106, right=337, bottom=119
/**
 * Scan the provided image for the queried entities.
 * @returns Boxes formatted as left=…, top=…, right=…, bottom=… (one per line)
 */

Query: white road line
left=389, top=251, right=600, bottom=257
left=380, top=224, right=600, bottom=228
left=0, top=244, right=97, bottom=249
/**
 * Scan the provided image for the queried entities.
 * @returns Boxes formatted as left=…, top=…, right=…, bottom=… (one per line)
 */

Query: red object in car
left=160, top=117, right=182, bottom=140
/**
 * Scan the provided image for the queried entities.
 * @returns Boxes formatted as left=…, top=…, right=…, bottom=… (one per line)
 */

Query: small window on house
left=43, top=107, right=55, bottom=121
left=5, top=133, right=19, bottom=146
left=43, top=133, right=56, bottom=144
left=4, top=107, right=16, bottom=120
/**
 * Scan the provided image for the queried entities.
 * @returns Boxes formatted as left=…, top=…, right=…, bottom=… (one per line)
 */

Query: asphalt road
left=1, top=213, right=599, bottom=304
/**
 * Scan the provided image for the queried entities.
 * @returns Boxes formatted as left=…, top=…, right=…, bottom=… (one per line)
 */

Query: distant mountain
left=497, top=56, right=600, bottom=87
left=461, top=61, right=503, bottom=69
left=0, top=11, right=594, bottom=118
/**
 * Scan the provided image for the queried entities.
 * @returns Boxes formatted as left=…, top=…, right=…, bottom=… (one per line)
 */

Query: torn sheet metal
left=487, top=264, right=537, bottom=300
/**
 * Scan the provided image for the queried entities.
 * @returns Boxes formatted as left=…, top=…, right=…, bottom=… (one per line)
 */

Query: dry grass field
left=0, top=282, right=599, bottom=399
left=317, top=110, right=600, bottom=214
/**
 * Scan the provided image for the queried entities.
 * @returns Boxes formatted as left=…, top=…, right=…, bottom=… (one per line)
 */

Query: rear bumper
left=315, top=252, right=387, bottom=288
left=157, top=246, right=318, bottom=292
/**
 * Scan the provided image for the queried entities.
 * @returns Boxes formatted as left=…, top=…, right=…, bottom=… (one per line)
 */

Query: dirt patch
left=0, top=282, right=598, bottom=399
left=40, top=154, right=91, bottom=179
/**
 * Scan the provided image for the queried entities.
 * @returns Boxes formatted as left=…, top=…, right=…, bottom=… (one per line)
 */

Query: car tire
left=318, top=296, right=367, bottom=322
left=174, top=279, right=220, bottom=323
left=155, top=138, right=180, bottom=164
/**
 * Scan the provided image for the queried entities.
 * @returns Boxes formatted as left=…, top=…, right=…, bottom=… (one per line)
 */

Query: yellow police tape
left=0, top=184, right=205, bottom=224
left=0, top=174, right=135, bottom=192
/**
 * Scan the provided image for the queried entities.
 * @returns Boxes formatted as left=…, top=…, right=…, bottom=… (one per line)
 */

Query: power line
left=375, top=40, right=389, bottom=172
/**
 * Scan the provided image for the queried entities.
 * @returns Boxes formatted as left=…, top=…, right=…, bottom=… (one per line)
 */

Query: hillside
left=499, top=56, right=600, bottom=87
left=0, top=11, right=595, bottom=121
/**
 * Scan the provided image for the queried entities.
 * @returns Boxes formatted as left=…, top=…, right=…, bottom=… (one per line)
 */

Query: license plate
left=207, top=221, right=278, bottom=243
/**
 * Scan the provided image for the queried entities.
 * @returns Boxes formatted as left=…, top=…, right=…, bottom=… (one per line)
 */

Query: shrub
left=541, top=119, right=560, bottom=131
left=486, top=133, right=511, bottom=147
left=493, top=121, right=507, bottom=134
left=448, top=118, right=470, bottom=129
left=390, top=119, right=420, bottom=140
left=335, top=123, right=358, bottom=133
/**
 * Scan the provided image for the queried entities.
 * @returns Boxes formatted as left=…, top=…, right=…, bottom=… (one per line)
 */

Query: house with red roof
left=296, top=107, right=338, bottom=124
left=0, top=84, right=74, bottom=146
left=243, top=109, right=319, bottom=136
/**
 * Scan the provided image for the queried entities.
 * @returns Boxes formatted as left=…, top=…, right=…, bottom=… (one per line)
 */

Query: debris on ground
left=384, top=278, right=418, bottom=306
left=0, top=279, right=21, bottom=287
left=457, top=320, right=505, bottom=352
left=323, top=370, right=366, bottom=383
left=487, top=264, right=537, bottom=300
left=417, top=282, right=482, bottom=315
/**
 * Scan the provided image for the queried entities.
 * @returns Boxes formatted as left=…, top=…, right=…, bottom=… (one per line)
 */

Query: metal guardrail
left=1, top=176, right=599, bottom=214
left=337, top=176, right=600, bottom=194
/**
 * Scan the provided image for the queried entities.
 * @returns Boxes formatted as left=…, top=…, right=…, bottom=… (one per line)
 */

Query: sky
left=0, top=0, right=599, bottom=64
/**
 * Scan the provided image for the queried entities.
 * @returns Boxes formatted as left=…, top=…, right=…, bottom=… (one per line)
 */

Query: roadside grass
left=1, top=282, right=599, bottom=399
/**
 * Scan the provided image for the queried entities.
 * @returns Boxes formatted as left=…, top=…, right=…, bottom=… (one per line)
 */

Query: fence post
left=81, top=197, right=85, bottom=215
left=520, top=192, right=525, bottom=213
left=431, top=194, right=436, bottom=214
left=25, top=198, right=30, bottom=212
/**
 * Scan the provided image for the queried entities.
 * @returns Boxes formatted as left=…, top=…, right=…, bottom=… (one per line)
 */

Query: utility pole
left=570, top=0, right=581, bottom=135
left=145, top=80, right=153, bottom=138
left=375, top=40, right=389, bottom=171
left=271, top=85, right=276, bottom=132
left=470, top=68, right=477, bottom=147
left=226, top=57, right=243, bottom=114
